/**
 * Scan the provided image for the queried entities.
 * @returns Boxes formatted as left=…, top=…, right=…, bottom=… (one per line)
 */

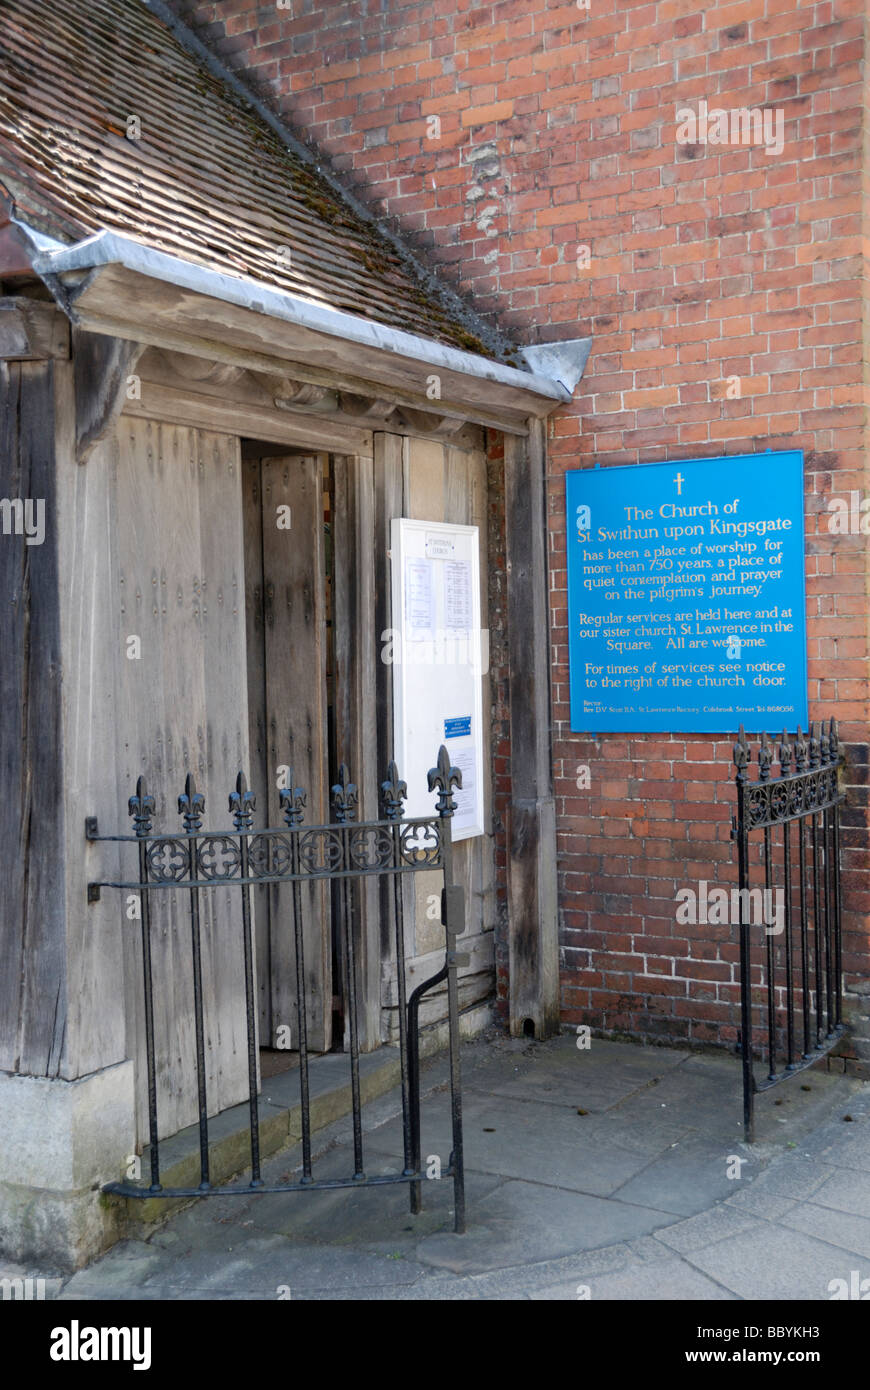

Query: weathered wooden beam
left=130, top=349, right=375, bottom=451
left=124, top=378, right=372, bottom=453
left=0, top=297, right=69, bottom=361
left=136, top=349, right=480, bottom=447
left=332, top=452, right=381, bottom=1051
left=0, top=360, right=67, bottom=1076
left=71, top=301, right=532, bottom=435
left=373, top=434, right=406, bottom=1041
left=395, top=407, right=467, bottom=437
left=504, top=421, right=560, bottom=1039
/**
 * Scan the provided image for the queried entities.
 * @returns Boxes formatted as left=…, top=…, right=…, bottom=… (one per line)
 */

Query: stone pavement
left=12, top=1033, right=870, bottom=1300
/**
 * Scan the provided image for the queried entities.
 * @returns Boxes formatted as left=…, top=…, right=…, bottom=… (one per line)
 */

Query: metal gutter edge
left=521, top=340, right=593, bottom=395
left=30, top=229, right=573, bottom=404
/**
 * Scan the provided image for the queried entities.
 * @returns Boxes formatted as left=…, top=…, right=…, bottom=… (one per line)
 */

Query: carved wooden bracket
left=338, top=391, right=398, bottom=422
left=161, top=350, right=246, bottom=387
left=395, top=407, right=466, bottom=437
left=274, top=379, right=336, bottom=409
left=74, top=328, right=146, bottom=463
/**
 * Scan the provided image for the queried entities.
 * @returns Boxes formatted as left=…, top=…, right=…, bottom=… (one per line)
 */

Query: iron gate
left=86, top=744, right=467, bottom=1232
left=732, top=720, right=845, bottom=1142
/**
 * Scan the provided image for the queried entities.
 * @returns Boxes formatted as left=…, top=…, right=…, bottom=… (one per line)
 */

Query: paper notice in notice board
left=405, top=556, right=434, bottom=640
left=444, top=559, right=472, bottom=631
left=450, top=744, right=477, bottom=827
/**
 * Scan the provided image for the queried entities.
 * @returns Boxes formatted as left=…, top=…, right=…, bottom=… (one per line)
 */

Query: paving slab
left=781, top=1201, right=870, bottom=1259
left=608, top=1133, right=739, bottom=1217
left=414, top=1178, right=675, bottom=1275
left=652, top=1203, right=763, bottom=1255
left=366, top=1093, right=663, bottom=1196
left=804, top=1165, right=870, bottom=1218
left=582, top=1106, right=694, bottom=1157
left=463, top=1037, right=689, bottom=1113
left=683, top=1223, right=860, bottom=1300
left=813, top=1127, right=870, bottom=1172
left=733, top=1153, right=837, bottom=1200
left=723, top=1187, right=801, bottom=1220
left=480, top=1243, right=656, bottom=1303
left=530, top=1255, right=738, bottom=1301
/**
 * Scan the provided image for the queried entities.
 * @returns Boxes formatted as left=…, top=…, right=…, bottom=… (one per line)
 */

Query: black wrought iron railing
left=86, top=745, right=467, bottom=1232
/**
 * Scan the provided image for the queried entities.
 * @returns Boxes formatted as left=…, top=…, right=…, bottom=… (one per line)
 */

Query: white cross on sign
left=673, top=472, right=684, bottom=494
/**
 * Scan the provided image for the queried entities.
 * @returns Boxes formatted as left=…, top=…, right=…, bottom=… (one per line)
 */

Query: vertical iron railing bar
left=130, top=778, right=162, bottom=1192
left=428, top=746, right=466, bottom=1235
left=733, top=728, right=755, bottom=1143
left=809, top=723, right=825, bottom=1045
left=831, top=721, right=843, bottom=1028
left=793, top=729, right=812, bottom=1058
left=381, top=763, right=414, bottom=1185
left=782, top=825, right=796, bottom=1067
left=759, top=733, right=777, bottom=1080
left=823, top=808, right=835, bottom=1036
left=333, top=765, right=364, bottom=1180
left=407, top=961, right=446, bottom=1215
left=280, top=772, right=313, bottom=1182
left=780, top=733, right=795, bottom=1070
left=820, top=724, right=835, bottom=1038
left=230, top=772, right=262, bottom=1187
left=179, top=774, right=210, bottom=1189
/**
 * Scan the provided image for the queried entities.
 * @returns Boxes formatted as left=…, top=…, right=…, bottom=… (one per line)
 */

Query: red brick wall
left=168, top=0, right=870, bottom=1049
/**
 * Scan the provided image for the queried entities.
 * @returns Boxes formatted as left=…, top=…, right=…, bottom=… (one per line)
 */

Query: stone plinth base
left=0, top=1061, right=135, bottom=1271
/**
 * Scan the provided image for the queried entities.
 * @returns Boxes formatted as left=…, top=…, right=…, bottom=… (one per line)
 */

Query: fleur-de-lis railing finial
left=380, top=761, right=407, bottom=822
left=758, top=729, right=773, bottom=782
left=178, top=772, right=205, bottom=833
left=819, top=722, right=830, bottom=765
left=779, top=728, right=792, bottom=775
left=808, top=721, right=819, bottom=769
left=279, top=770, right=307, bottom=827
left=829, top=717, right=840, bottom=764
left=733, top=725, right=749, bottom=782
left=332, top=764, right=358, bottom=824
left=129, top=776, right=155, bottom=837
left=428, top=744, right=462, bottom=817
left=794, top=725, right=807, bottom=773
left=229, top=772, right=256, bottom=832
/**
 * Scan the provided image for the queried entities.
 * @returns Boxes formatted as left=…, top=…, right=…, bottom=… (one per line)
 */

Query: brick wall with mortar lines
left=167, top=0, right=870, bottom=1052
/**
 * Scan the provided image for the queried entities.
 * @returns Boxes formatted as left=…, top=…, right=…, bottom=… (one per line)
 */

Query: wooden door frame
left=243, top=447, right=332, bottom=1055
left=331, top=446, right=397, bottom=1052
left=504, top=421, right=560, bottom=1038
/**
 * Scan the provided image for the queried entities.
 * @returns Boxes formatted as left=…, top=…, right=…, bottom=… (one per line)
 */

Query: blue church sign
left=565, top=451, right=809, bottom=733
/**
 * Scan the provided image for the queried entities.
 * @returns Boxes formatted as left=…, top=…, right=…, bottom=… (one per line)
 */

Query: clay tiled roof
left=0, top=0, right=502, bottom=358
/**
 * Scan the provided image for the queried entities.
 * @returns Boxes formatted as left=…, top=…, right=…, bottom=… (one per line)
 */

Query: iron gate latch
left=441, top=885, right=465, bottom=937
left=442, top=888, right=469, bottom=964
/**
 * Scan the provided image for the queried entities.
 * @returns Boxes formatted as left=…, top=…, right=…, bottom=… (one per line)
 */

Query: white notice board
left=390, top=518, right=485, bottom=840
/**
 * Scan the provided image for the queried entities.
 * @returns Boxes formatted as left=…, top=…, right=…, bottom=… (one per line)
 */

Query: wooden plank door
left=244, top=452, right=331, bottom=1055
left=111, top=418, right=252, bottom=1141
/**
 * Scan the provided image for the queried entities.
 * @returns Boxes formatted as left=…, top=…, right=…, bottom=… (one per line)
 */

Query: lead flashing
left=31, top=230, right=572, bottom=404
